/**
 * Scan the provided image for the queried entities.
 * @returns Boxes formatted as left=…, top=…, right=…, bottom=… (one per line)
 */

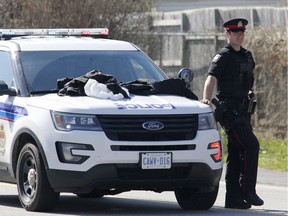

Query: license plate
left=141, top=152, right=172, bottom=169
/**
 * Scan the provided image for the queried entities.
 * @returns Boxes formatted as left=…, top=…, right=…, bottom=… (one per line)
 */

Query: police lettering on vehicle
left=115, top=103, right=176, bottom=110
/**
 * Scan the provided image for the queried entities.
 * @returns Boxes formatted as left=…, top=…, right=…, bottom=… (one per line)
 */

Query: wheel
left=76, top=189, right=104, bottom=198
left=16, top=143, right=59, bottom=211
left=175, top=184, right=219, bottom=210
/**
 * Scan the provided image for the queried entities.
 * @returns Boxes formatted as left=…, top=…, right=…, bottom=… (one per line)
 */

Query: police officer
left=200, top=18, right=264, bottom=209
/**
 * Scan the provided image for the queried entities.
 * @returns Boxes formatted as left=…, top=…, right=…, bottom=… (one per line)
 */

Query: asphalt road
left=0, top=167, right=287, bottom=216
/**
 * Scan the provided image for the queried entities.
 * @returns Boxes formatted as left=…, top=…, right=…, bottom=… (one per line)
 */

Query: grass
left=257, top=133, right=287, bottom=171
left=220, top=130, right=288, bottom=172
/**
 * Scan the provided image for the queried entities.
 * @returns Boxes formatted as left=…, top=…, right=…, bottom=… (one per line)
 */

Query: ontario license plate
left=141, top=152, right=172, bottom=169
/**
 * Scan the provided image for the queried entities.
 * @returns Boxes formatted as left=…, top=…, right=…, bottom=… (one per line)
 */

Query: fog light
left=56, top=142, right=94, bottom=164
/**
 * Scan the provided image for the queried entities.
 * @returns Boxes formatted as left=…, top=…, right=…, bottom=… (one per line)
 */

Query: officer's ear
left=225, top=30, right=230, bottom=38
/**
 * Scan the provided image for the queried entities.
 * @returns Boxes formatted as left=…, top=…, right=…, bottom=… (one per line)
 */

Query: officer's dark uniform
left=207, top=18, right=264, bottom=209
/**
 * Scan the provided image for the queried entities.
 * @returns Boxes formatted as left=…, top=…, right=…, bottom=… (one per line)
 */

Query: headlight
left=198, top=112, right=217, bottom=130
left=51, top=111, right=102, bottom=131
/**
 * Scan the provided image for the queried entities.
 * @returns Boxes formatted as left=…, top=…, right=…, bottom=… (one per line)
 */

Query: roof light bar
left=0, top=28, right=109, bottom=40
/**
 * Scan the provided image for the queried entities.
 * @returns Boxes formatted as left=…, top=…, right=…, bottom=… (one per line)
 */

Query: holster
left=248, top=91, right=257, bottom=114
left=211, top=98, right=227, bottom=122
left=248, top=99, right=257, bottom=114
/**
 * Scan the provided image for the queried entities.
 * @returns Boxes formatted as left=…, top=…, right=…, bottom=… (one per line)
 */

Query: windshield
left=19, top=50, right=167, bottom=92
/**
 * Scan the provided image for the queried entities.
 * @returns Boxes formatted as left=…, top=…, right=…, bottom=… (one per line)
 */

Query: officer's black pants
left=221, top=111, right=260, bottom=198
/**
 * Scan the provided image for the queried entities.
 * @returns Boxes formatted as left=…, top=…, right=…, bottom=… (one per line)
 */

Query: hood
left=27, top=94, right=212, bottom=114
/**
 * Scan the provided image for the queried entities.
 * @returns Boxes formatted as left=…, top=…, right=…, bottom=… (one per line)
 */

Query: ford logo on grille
left=142, top=121, right=164, bottom=131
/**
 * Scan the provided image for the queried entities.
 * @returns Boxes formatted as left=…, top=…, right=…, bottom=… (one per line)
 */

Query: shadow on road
left=0, top=195, right=22, bottom=208
left=0, top=194, right=287, bottom=216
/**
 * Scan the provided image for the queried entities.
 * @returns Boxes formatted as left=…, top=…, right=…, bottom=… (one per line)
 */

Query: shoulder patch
left=212, top=54, right=221, bottom=63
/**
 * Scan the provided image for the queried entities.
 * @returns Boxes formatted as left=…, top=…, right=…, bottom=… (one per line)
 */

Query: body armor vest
left=218, top=47, right=254, bottom=98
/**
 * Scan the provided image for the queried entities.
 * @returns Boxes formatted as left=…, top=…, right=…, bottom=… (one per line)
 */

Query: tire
left=175, top=184, right=219, bottom=210
left=16, top=143, right=59, bottom=212
left=76, top=190, right=104, bottom=199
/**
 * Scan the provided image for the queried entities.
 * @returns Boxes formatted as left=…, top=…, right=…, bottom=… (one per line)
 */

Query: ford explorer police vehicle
left=0, top=28, right=223, bottom=212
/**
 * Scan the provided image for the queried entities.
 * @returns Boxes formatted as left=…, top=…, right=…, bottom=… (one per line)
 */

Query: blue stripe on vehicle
left=0, top=102, right=28, bottom=122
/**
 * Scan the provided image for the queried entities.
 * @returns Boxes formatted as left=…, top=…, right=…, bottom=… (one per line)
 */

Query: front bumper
left=47, top=162, right=222, bottom=193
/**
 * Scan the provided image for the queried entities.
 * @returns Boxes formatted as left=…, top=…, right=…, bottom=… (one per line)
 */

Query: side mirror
left=178, top=68, right=194, bottom=88
left=0, top=80, right=17, bottom=96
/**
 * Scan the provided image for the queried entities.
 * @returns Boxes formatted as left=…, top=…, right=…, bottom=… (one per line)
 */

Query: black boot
left=225, top=193, right=251, bottom=209
left=244, top=193, right=264, bottom=206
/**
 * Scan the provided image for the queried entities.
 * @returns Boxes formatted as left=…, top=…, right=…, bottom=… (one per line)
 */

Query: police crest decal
left=0, top=124, right=6, bottom=155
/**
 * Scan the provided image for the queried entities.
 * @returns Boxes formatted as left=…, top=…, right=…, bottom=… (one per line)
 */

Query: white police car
left=0, top=28, right=223, bottom=212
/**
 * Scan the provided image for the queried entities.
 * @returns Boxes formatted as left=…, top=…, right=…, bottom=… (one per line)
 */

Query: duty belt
left=219, top=98, right=249, bottom=113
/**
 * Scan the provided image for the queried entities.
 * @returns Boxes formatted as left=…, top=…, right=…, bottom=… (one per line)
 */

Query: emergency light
left=0, top=28, right=109, bottom=40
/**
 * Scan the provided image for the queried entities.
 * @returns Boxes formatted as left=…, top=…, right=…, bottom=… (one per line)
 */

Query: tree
left=0, top=0, right=153, bottom=47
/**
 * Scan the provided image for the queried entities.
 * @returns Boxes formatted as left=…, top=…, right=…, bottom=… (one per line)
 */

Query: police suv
left=0, top=28, right=223, bottom=212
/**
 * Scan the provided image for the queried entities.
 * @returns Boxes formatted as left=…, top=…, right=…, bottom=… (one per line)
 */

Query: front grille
left=98, top=114, right=198, bottom=141
left=111, top=144, right=196, bottom=151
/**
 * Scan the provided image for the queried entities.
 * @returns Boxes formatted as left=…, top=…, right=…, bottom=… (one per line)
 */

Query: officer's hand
left=200, top=98, right=211, bottom=105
